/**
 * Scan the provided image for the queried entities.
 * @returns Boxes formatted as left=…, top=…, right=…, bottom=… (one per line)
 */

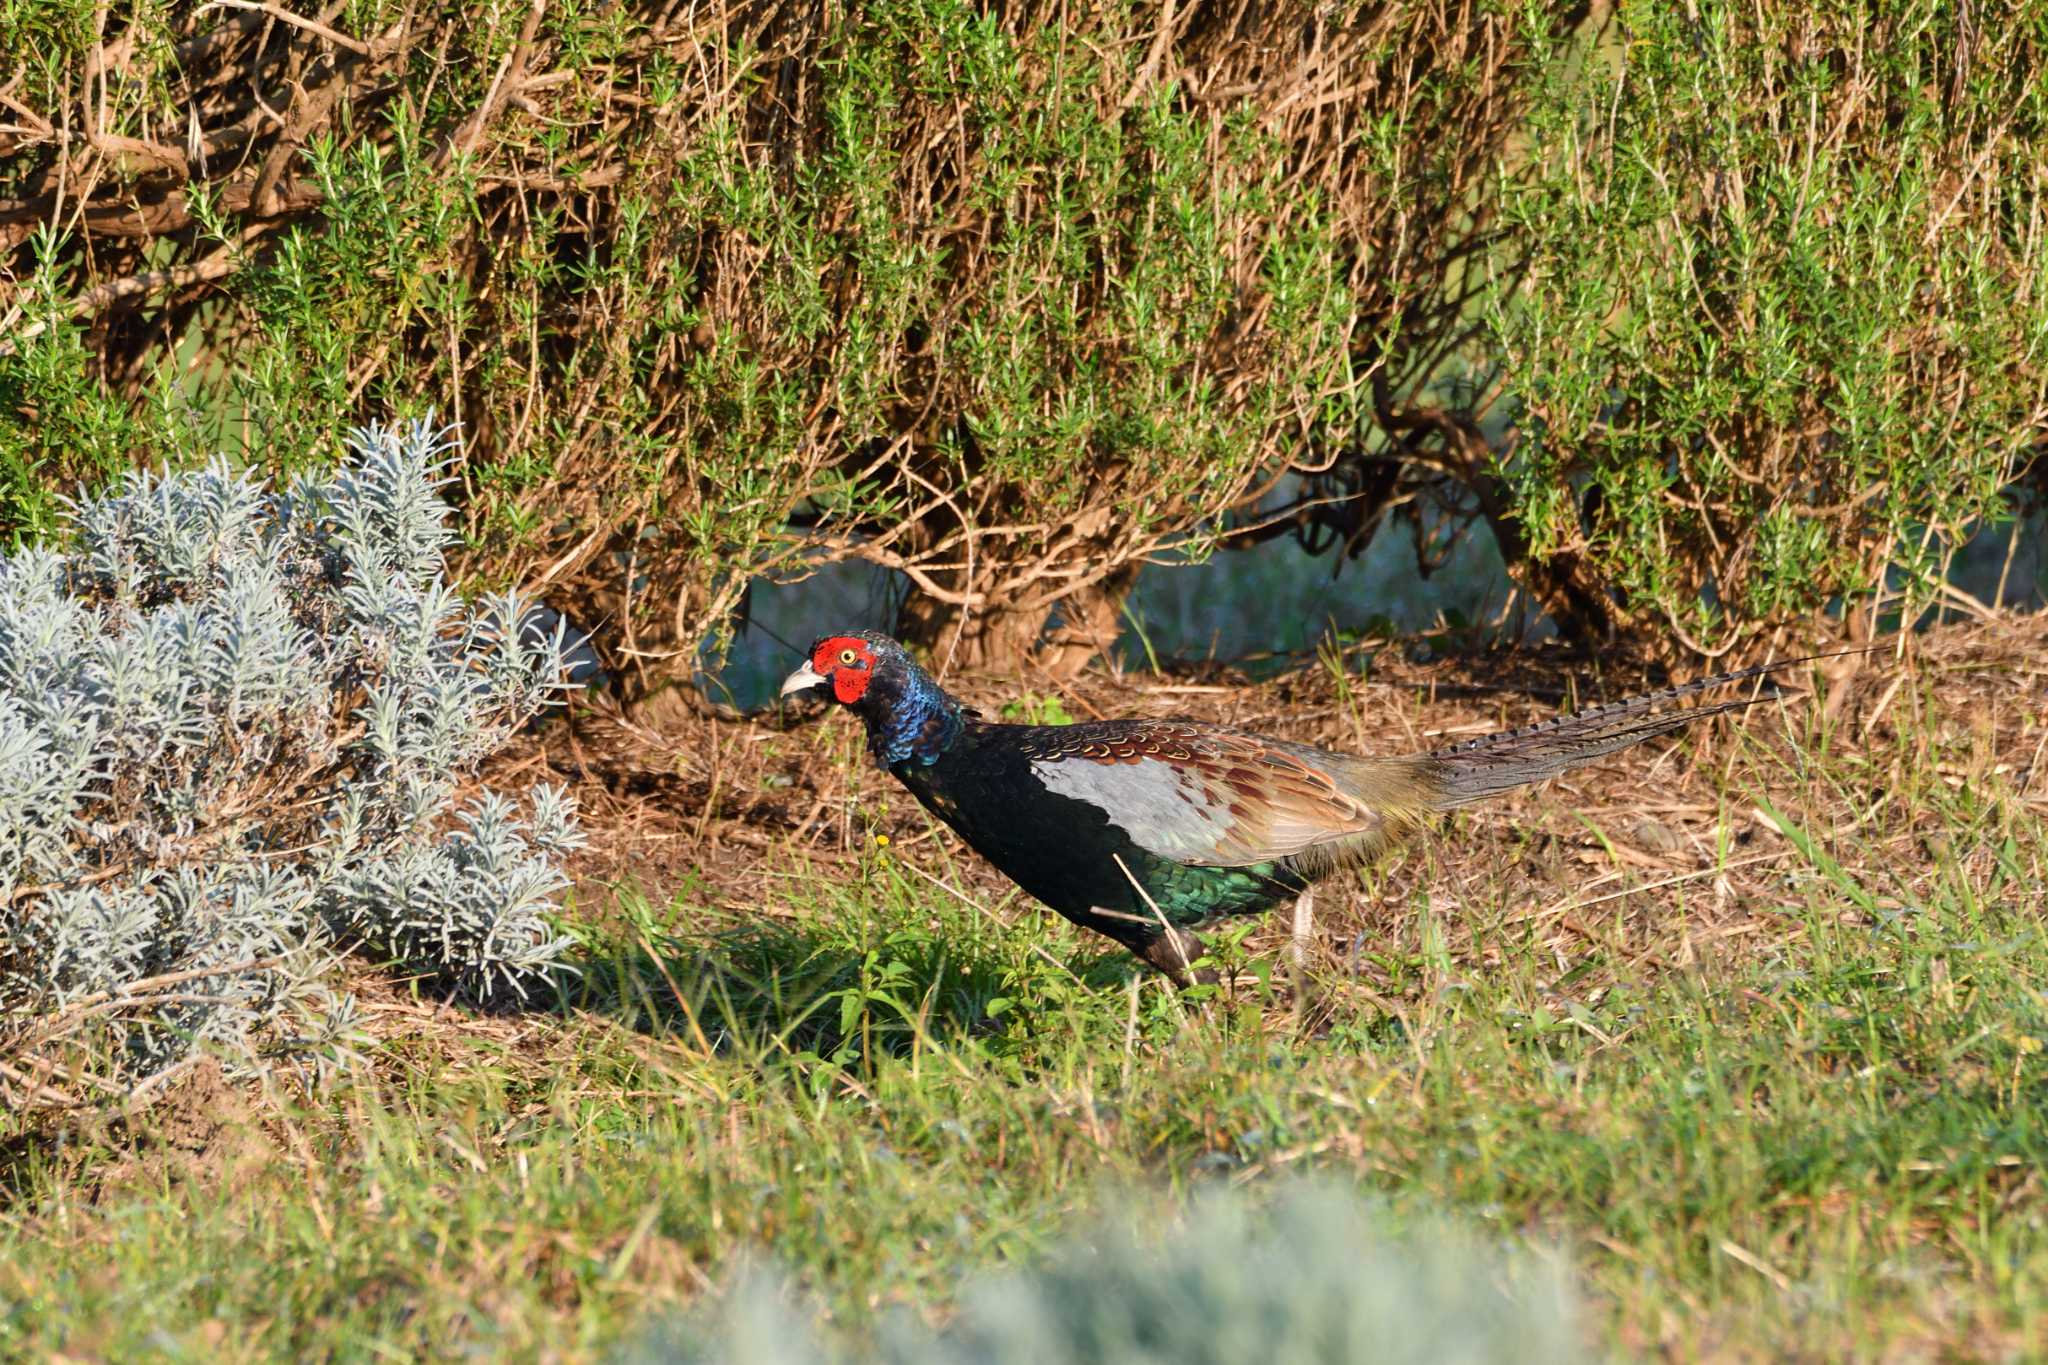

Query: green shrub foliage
left=1489, top=2, right=2048, bottom=652
left=0, top=0, right=1538, bottom=675
left=0, top=420, right=577, bottom=1112
left=3, top=3, right=2038, bottom=674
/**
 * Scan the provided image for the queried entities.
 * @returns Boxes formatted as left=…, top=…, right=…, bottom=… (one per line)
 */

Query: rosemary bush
left=1489, top=2, right=2048, bottom=652
left=0, top=419, right=578, bottom=1113
left=0, top=0, right=1544, bottom=678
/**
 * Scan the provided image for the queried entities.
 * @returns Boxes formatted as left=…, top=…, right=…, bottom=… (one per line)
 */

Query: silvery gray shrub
left=626, top=1180, right=1582, bottom=1365
left=0, top=419, right=579, bottom=1099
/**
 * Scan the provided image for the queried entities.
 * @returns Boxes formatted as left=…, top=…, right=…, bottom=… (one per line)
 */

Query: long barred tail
left=1418, top=650, right=1864, bottom=808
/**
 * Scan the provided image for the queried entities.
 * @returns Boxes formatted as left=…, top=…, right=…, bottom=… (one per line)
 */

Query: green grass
left=1, top=698, right=2044, bottom=1360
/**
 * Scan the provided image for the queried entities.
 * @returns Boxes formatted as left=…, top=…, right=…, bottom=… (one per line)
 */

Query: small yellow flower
left=2018, top=1035, right=2042, bottom=1056
left=874, top=833, right=891, bottom=848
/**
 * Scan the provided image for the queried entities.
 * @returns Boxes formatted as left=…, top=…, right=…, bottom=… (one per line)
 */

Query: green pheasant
left=784, top=633, right=1820, bottom=983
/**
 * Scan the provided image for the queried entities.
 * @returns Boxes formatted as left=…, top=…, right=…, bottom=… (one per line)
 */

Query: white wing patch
left=1027, top=749, right=1387, bottom=868
left=1028, top=756, right=1237, bottom=863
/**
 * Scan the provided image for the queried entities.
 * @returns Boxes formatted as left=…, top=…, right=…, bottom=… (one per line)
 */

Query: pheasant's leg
left=1137, top=925, right=1217, bottom=988
left=1289, top=887, right=1315, bottom=971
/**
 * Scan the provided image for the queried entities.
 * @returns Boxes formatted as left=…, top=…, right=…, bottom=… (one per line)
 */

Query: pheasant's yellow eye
left=839, top=648, right=860, bottom=666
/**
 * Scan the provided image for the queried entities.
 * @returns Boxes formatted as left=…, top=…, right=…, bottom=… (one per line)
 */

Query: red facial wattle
left=813, top=637, right=874, bottom=705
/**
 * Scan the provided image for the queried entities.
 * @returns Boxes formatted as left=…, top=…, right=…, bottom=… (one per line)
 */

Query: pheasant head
left=780, top=633, right=964, bottom=767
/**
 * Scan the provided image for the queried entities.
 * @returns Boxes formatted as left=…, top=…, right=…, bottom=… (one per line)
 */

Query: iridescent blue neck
left=863, top=658, right=965, bottom=768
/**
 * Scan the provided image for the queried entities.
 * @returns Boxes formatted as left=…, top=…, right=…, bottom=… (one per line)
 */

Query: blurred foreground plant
left=628, top=1179, right=1579, bottom=1365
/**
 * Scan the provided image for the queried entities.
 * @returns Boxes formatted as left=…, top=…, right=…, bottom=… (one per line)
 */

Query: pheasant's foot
left=1136, top=926, right=1218, bottom=988
left=1289, top=887, right=1315, bottom=970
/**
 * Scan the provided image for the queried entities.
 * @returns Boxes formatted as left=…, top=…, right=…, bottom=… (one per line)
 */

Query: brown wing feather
left=1015, top=720, right=1436, bottom=868
left=1002, top=648, right=1862, bottom=875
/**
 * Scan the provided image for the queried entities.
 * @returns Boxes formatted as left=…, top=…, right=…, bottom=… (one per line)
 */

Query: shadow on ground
left=555, top=916, right=1142, bottom=1062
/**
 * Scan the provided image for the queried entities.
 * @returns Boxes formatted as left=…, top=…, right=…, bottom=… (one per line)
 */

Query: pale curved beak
left=779, top=661, right=829, bottom=698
